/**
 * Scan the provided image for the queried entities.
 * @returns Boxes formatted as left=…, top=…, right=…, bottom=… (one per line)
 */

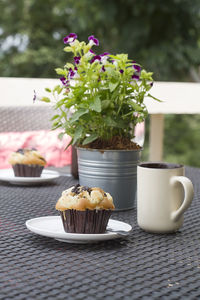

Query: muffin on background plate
left=56, top=184, right=115, bottom=234
left=8, top=148, right=46, bottom=177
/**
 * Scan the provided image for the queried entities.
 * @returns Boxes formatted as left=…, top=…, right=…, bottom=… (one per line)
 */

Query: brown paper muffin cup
left=60, top=209, right=112, bottom=233
left=12, top=164, right=44, bottom=177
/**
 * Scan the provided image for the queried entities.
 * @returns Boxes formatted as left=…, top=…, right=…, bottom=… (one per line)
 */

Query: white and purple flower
left=149, top=82, right=153, bottom=87
left=74, top=56, right=81, bottom=65
left=33, top=90, right=37, bottom=103
left=68, top=68, right=76, bottom=79
left=90, top=55, right=101, bottom=64
left=68, top=68, right=80, bottom=80
left=131, top=74, right=140, bottom=81
left=100, top=52, right=110, bottom=64
left=63, top=33, right=77, bottom=44
left=60, top=76, right=69, bottom=86
left=112, top=60, right=118, bottom=67
left=85, top=49, right=95, bottom=60
left=88, top=35, right=99, bottom=46
left=133, top=63, right=141, bottom=73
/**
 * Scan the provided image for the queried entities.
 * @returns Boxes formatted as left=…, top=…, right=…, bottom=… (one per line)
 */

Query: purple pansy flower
left=88, top=35, right=99, bottom=46
left=133, top=64, right=141, bottom=73
left=100, top=52, right=110, bottom=64
left=119, top=69, right=124, bottom=74
left=63, top=33, right=77, bottom=44
left=132, top=74, right=140, bottom=81
left=90, top=55, right=101, bottom=64
left=74, top=56, right=81, bottom=64
left=68, top=68, right=75, bottom=78
left=100, top=52, right=110, bottom=57
left=33, top=90, right=37, bottom=103
left=85, top=49, right=95, bottom=59
left=60, top=76, right=69, bottom=86
left=101, top=66, right=106, bottom=72
left=112, top=59, right=118, bottom=67
left=67, top=68, right=80, bottom=80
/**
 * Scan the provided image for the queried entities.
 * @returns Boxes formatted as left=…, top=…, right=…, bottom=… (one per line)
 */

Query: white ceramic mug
left=137, top=162, right=194, bottom=233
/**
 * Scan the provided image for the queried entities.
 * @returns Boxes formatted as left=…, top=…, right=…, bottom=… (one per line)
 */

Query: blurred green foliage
left=1, top=0, right=200, bottom=166
left=1, top=0, right=200, bottom=79
left=142, top=115, right=200, bottom=167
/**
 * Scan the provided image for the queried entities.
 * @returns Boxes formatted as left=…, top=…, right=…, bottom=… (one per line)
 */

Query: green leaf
left=109, top=82, right=118, bottom=92
left=65, top=138, right=73, bottom=150
left=90, top=95, right=101, bottom=112
left=104, top=116, right=117, bottom=127
left=58, top=132, right=65, bottom=140
left=41, top=97, right=50, bottom=103
left=140, top=70, right=153, bottom=80
left=52, top=121, right=61, bottom=130
left=83, top=133, right=98, bottom=145
left=147, top=93, right=163, bottom=102
left=55, top=68, right=66, bottom=75
left=45, top=88, right=51, bottom=93
left=73, top=126, right=83, bottom=144
left=64, top=98, right=76, bottom=108
left=55, top=98, right=67, bottom=108
left=53, top=85, right=62, bottom=94
left=64, top=46, right=73, bottom=52
left=51, top=114, right=60, bottom=121
left=101, top=100, right=110, bottom=110
left=114, top=118, right=127, bottom=129
left=65, top=63, right=74, bottom=69
left=106, top=67, right=119, bottom=80
left=70, top=109, right=89, bottom=123
left=129, top=101, right=144, bottom=111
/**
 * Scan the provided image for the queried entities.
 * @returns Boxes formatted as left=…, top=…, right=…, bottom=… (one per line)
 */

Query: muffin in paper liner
left=9, top=148, right=46, bottom=177
left=56, top=184, right=115, bottom=234
left=60, top=209, right=112, bottom=234
left=12, top=164, right=44, bottom=177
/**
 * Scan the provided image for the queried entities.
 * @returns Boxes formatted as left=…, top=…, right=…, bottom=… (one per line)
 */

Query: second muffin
left=9, top=148, right=46, bottom=177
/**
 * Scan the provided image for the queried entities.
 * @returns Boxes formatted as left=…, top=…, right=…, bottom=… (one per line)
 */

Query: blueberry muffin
left=56, top=184, right=115, bottom=233
left=9, top=148, right=46, bottom=177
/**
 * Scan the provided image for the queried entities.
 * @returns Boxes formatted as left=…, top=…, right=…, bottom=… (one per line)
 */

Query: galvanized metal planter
left=77, top=147, right=142, bottom=211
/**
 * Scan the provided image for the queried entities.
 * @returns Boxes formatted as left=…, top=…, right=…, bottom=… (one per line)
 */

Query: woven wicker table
left=1, top=167, right=200, bottom=300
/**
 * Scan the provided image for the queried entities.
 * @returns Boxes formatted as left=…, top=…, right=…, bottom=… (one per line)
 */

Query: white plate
left=0, top=169, right=60, bottom=185
left=26, top=216, right=132, bottom=244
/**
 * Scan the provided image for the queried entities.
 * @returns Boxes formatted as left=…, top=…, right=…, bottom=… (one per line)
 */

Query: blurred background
left=1, top=0, right=200, bottom=166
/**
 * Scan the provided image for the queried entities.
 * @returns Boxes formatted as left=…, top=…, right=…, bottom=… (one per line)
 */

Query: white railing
left=1, top=77, right=200, bottom=161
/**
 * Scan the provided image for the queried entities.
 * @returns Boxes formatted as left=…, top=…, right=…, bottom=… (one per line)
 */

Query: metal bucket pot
left=77, top=147, right=142, bottom=211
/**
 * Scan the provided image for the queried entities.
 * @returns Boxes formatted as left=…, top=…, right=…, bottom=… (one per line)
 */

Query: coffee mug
left=137, top=162, right=194, bottom=233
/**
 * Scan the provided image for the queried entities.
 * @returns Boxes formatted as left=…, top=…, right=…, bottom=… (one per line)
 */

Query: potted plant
left=38, top=33, right=159, bottom=210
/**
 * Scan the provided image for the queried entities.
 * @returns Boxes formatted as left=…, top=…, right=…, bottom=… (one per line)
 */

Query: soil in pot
left=79, top=136, right=141, bottom=151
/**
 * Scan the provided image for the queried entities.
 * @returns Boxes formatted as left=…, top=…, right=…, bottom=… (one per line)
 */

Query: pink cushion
left=0, top=130, right=72, bottom=169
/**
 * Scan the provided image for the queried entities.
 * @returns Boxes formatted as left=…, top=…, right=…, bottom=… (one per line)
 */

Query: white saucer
left=0, top=169, right=60, bottom=185
left=25, top=216, right=132, bottom=244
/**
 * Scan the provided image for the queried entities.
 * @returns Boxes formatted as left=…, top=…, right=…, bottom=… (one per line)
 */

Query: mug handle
left=170, top=176, right=194, bottom=222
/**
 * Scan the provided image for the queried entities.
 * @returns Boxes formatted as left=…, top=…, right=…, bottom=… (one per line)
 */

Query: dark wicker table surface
left=1, top=167, right=200, bottom=300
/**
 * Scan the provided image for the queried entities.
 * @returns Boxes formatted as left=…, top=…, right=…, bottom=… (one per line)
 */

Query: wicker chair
left=0, top=106, right=54, bottom=132
left=0, top=106, right=74, bottom=175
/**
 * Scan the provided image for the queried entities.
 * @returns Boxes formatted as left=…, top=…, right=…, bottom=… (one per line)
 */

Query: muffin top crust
left=56, top=184, right=115, bottom=211
left=9, top=148, right=46, bottom=166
